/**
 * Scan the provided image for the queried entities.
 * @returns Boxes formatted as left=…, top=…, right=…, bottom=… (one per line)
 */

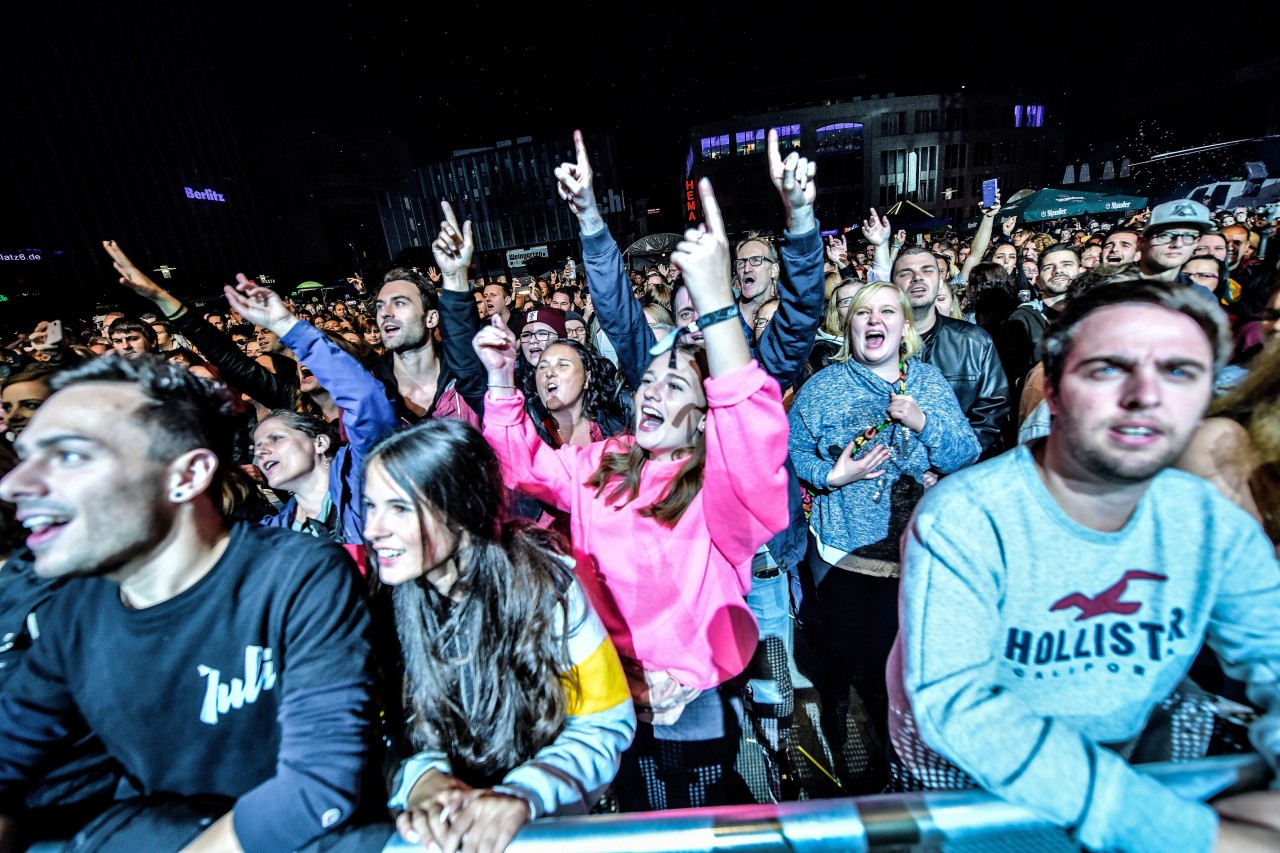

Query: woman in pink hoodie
left=475, top=179, right=790, bottom=811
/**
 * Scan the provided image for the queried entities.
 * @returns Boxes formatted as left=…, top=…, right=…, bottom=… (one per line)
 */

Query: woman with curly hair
left=527, top=338, right=631, bottom=448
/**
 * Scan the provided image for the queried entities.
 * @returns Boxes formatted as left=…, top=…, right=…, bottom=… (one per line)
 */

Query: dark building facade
left=687, top=92, right=1062, bottom=237
left=380, top=131, right=634, bottom=279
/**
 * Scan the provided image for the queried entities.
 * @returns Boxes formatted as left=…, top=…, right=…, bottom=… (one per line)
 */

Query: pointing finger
left=697, top=178, right=724, bottom=239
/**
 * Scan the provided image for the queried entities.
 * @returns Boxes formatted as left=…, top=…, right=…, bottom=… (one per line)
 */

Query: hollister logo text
left=1003, top=570, right=1185, bottom=680
left=196, top=646, right=277, bottom=725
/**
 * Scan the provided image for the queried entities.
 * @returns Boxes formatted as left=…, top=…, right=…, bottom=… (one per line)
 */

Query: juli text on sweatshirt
left=483, top=360, right=790, bottom=689
left=887, top=444, right=1280, bottom=853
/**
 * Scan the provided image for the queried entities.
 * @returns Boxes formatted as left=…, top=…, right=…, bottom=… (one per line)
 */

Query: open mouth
left=638, top=405, right=666, bottom=432
left=1110, top=423, right=1161, bottom=445
left=375, top=548, right=403, bottom=567
left=864, top=330, right=885, bottom=349
left=21, top=514, right=70, bottom=548
left=381, top=323, right=400, bottom=338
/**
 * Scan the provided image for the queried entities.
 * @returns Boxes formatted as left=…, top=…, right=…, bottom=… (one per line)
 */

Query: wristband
left=487, top=383, right=515, bottom=389
left=648, top=304, right=740, bottom=363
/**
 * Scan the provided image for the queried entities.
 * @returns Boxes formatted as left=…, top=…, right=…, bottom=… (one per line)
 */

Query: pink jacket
left=484, top=360, right=790, bottom=689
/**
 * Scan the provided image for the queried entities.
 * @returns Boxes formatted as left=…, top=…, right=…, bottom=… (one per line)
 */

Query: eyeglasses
left=566, top=328, right=587, bottom=339
left=232, top=339, right=249, bottom=348
left=837, top=296, right=856, bottom=308
left=733, top=256, right=774, bottom=271
left=1185, top=271, right=1220, bottom=281
left=1147, top=231, right=1202, bottom=246
left=520, top=330, right=556, bottom=343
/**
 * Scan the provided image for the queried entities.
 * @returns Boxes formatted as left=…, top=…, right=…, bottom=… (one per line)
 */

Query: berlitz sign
left=185, top=187, right=226, bottom=202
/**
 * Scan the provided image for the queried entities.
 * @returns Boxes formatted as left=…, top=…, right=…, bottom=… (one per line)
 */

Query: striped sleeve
left=500, top=580, right=636, bottom=816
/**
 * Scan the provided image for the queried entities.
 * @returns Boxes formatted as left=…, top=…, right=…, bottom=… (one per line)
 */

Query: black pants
left=802, top=540, right=900, bottom=792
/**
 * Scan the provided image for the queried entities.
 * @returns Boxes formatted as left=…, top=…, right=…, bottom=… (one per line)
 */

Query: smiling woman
left=361, top=419, right=635, bottom=853
left=474, top=178, right=791, bottom=813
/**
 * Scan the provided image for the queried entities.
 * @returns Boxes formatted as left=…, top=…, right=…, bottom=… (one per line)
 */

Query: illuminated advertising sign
left=185, top=187, right=227, bottom=202
left=0, top=250, right=42, bottom=261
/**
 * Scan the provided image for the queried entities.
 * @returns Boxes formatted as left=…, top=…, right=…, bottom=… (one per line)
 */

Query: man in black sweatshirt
left=0, top=356, right=382, bottom=853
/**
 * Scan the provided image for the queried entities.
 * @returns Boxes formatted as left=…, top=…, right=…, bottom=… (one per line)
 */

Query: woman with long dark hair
left=364, top=419, right=634, bottom=852
left=476, top=180, right=790, bottom=811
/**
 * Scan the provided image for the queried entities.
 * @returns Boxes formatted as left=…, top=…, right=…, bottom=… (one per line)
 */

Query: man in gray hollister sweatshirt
left=888, top=277, right=1280, bottom=853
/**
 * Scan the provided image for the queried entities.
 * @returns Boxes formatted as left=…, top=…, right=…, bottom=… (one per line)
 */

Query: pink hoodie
left=484, top=360, right=789, bottom=689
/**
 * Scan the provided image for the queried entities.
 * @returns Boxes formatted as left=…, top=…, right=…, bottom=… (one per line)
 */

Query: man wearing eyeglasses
left=1137, top=201, right=1215, bottom=283
left=733, top=234, right=780, bottom=331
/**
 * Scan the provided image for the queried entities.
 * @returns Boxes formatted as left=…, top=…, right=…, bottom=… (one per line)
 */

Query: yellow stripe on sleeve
left=562, top=635, right=630, bottom=717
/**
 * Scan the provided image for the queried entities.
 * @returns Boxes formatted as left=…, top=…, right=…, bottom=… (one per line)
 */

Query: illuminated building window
left=736, top=129, right=766, bottom=155
left=700, top=134, right=730, bottom=160
left=774, top=124, right=801, bottom=151
left=815, top=122, right=863, bottom=153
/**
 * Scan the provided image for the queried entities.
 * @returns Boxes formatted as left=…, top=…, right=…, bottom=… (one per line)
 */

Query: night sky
left=203, top=2, right=1280, bottom=195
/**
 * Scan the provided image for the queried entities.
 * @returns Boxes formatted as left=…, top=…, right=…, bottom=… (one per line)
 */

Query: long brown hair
left=1210, top=333, right=1280, bottom=541
left=364, top=420, right=577, bottom=782
left=584, top=345, right=708, bottom=526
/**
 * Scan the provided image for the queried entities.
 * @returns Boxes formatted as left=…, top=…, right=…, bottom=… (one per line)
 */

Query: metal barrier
left=381, top=754, right=1271, bottom=852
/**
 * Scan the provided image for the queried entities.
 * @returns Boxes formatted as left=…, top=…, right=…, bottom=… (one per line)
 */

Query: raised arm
left=225, top=276, right=396, bottom=460
left=102, top=241, right=299, bottom=410
left=863, top=209, right=893, bottom=282
left=475, top=314, right=580, bottom=510
left=555, top=130, right=653, bottom=390
left=757, top=128, right=825, bottom=387
left=958, top=192, right=1003, bottom=282
left=431, top=201, right=487, bottom=411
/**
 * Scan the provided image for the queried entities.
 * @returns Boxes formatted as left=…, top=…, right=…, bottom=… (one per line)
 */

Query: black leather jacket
left=918, top=313, right=1010, bottom=455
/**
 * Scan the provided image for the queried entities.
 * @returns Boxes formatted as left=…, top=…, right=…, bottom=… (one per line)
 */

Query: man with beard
left=995, top=244, right=1082, bottom=409
left=371, top=202, right=486, bottom=424
left=1102, top=228, right=1142, bottom=266
left=888, top=278, right=1280, bottom=853
left=891, top=247, right=1009, bottom=455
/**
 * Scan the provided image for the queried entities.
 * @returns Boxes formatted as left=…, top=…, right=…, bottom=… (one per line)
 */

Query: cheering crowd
left=1, top=127, right=1280, bottom=853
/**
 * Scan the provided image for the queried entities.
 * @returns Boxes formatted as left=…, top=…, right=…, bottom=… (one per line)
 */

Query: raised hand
left=982, top=189, right=1003, bottom=218
left=1002, top=213, right=1017, bottom=236
left=554, top=130, right=603, bottom=232
left=826, top=234, right=848, bottom=266
left=102, top=240, right=186, bottom=319
left=669, top=178, right=732, bottom=314
left=431, top=201, right=474, bottom=290
left=472, top=314, right=518, bottom=392
left=893, top=228, right=908, bottom=248
left=767, top=128, right=817, bottom=232
left=827, top=441, right=890, bottom=489
left=861, top=209, right=891, bottom=247
left=223, top=274, right=297, bottom=337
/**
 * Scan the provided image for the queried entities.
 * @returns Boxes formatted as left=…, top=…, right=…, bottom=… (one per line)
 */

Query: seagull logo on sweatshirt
left=1050, top=571, right=1169, bottom=621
